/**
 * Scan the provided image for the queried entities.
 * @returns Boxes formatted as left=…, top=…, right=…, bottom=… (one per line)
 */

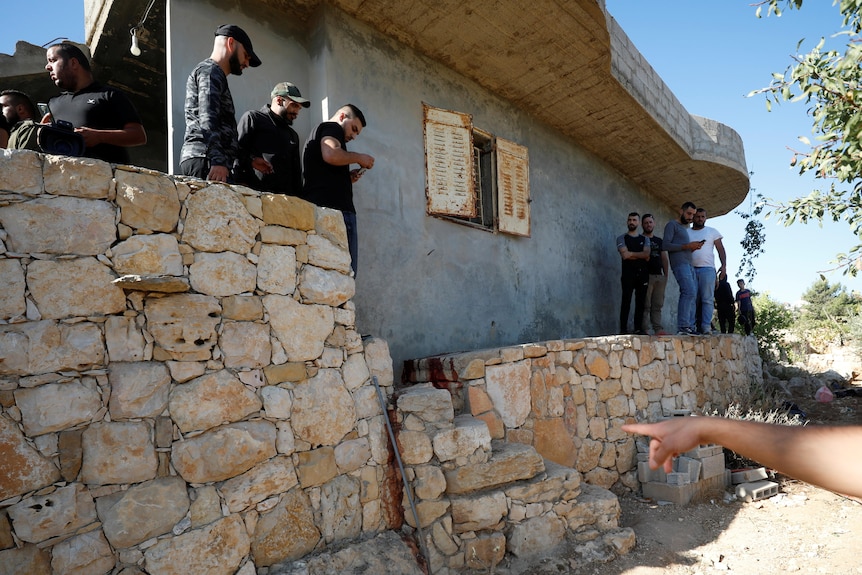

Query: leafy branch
left=748, top=0, right=862, bottom=274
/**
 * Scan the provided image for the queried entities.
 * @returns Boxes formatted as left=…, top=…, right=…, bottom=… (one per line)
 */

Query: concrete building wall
left=167, top=1, right=682, bottom=376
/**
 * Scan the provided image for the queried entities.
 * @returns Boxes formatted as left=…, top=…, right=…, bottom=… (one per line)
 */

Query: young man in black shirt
left=616, top=212, right=651, bottom=334
left=44, top=43, right=146, bottom=163
left=301, top=104, right=375, bottom=275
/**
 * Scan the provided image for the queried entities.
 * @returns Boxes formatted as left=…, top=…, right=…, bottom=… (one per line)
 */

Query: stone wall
left=403, top=334, right=762, bottom=491
left=0, top=150, right=399, bottom=575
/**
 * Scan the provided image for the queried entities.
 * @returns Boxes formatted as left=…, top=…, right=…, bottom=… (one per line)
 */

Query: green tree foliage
left=799, top=277, right=859, bottom=323
left=794, top=277, right=860, bottom=347
left=847, top=312, right=862, bottom=352
left=751, top=292, right=795, bottom=361
left=751, top=1, right=862, bottom=273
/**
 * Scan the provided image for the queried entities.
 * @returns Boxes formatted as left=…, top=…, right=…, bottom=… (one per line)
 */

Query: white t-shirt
left=688, top=226, right=723, bottom=268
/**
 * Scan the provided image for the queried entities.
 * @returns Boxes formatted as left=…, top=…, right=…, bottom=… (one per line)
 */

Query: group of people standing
left=618, top=202, right=756, bottom=336
left=1, top=25, right=373, bottom=276
left=1, top=43, right=147, bottom=163
left=178, top=25, right=374, bottom=275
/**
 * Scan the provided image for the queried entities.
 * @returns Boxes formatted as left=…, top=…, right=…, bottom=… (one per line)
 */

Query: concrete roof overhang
left=4, top=0, right=749, bottom=216
left=239, top=0, right=750, bottom=216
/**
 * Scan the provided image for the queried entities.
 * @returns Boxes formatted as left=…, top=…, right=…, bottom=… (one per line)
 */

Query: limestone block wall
left=0, top=150, right=399, bottom=575
left=404, top=334, right=762, bottom=491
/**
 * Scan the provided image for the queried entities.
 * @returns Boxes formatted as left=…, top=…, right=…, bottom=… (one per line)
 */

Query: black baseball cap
left=215, top=24, right=261, bottom=67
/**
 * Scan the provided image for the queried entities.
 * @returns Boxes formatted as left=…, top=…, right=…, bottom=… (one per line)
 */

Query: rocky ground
left=519, top=362, right=862, bottom=575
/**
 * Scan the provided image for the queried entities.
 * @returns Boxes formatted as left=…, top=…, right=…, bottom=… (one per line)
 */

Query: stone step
left=431, top=414, right=492, bottom=464
left=443, top=440, right=545, bottom=495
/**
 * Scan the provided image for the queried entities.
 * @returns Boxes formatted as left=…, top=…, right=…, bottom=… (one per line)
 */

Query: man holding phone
left=301, top=104, right=375, bottom=276
left=689, top=207, right=727, bottom=334
left=662, top=202, right=704, bottom=335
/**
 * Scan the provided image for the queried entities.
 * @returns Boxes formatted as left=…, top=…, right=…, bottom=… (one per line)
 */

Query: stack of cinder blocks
left=636, top=413, right=730, bottom=504
left=731, top=467, right=779, bottom=502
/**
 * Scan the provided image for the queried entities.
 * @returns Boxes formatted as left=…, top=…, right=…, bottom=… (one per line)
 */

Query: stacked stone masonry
left=403, top=334, right=762, bottom=492
left=0, top=150, right=399, bottom=575
left=392, top=384, right=637, bottom=573
left=0, top=149, right=763, bottom=575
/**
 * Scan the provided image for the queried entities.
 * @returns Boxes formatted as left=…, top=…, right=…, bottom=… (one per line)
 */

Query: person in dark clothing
left=1, top=90, right=41, bottom=151
left=44, top=43, right=146, bottom=163
left=180, top=25, right=261, bottom=181
left=617, top=212, right=651, bottom=334
left=302, top=104, right=375, bottom=275
left=0, top=113, right=9, bottom=148
left=235, top=82, right=310, bottom=195
left=714, top=272, right=735, bottom=333
left=641, top=213, right=668, bottom=335
left=735, top=279, right=756, bottom=335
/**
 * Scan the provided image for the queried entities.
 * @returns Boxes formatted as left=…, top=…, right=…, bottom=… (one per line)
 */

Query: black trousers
left=620, top=273, right=648, bottom=333
left=739, top=309, right=756, bottom=335
left=717, top=304, right=735, bottom=333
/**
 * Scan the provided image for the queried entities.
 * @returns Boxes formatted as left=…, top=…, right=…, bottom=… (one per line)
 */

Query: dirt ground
left=595, top=384, right=862, bottom=575
left=521, top=376, right=862, bottom=575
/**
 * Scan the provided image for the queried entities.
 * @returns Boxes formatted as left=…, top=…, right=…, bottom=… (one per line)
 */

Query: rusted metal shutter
left=423, top=104, right=476, bottom=217
left=496, top=137, right=530, bottom=237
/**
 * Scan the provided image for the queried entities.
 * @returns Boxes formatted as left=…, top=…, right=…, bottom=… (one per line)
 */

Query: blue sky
left=4, top=1, right=861, bottom=304
left=606, top=0, right=862, bottom=304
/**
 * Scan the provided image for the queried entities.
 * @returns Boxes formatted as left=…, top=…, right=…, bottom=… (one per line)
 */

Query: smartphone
left=356, top=167, right=367, bottom=176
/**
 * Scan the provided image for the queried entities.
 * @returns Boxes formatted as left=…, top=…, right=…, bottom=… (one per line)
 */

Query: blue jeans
left=695, top=266, right=717, bottom=333
left=671, top=262, right=697, bottom=331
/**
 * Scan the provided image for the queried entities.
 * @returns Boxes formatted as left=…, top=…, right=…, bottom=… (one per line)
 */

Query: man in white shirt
left=688, top=208, right=726, bottom=334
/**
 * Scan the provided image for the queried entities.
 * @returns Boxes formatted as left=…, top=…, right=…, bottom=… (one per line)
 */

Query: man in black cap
left=235, top=82, right=310, bottom=196
left=180, top=24, right=261, bottom=181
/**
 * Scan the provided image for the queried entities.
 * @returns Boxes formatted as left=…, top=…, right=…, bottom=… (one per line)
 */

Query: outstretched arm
left=622, top=417, right=862, bottom=498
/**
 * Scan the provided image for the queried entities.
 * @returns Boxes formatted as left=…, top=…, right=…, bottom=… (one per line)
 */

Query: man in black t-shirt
left=616, top=212, right=651, bottom=334
left=45, top=43, right=146, bottom=163
left=302, top=104, right=375, bottom=275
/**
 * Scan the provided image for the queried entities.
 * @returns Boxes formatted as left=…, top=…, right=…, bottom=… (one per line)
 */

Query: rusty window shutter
left=496, top=137, right=530, bottom=237
left=423, top=104, right=476, bottom=218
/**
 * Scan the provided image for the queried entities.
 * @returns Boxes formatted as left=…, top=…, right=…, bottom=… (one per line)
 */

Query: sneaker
left=676, top=328, right=695, bottom=336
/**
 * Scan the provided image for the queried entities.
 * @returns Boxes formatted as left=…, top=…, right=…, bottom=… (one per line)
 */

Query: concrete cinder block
left=735, top=480, right=779, bottom=502
left=641, top=473, right=727, bottom=505
left=638, top=461, right=666, bottom=483
left=700, top=453, right=726, bottom=479
left=683, top=444, right=722, bottom=459
left=731, top=467, right=768, bottom=484
left=675, top=456, right=702, bottom=482
left=666, top=472, right=691, bottom=486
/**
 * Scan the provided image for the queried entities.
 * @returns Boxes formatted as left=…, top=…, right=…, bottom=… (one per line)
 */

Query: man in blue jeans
left=689, top=208, right=727, bottom=334
left=662, top=202, right=705, bottom=335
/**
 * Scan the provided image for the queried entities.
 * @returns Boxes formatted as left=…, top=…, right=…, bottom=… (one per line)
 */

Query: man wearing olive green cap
left=235, top=82, right=310, bottom=196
